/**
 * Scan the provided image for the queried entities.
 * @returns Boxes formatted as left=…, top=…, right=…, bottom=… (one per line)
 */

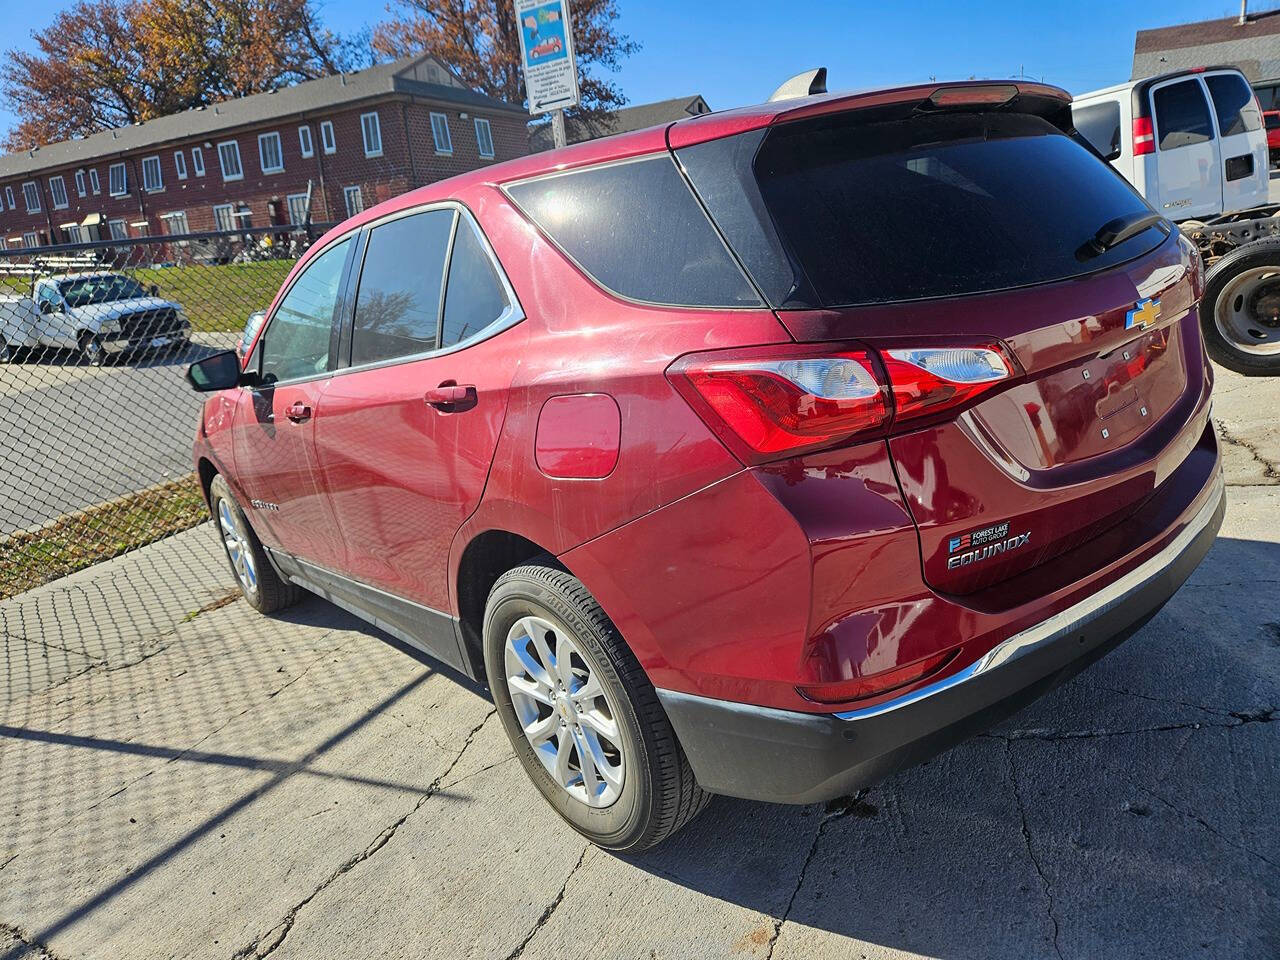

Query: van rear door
left=1203, top=69, right=1269, bottom=213
left=1149, top=75, right=1223, bottom=219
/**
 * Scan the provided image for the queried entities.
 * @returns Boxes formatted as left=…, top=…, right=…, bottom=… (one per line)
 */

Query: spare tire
left=1200, top=237, right=1280, bottom=375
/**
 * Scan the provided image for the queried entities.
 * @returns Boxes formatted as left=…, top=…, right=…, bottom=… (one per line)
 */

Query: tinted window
left=442, top=219, right=510, bottom=347
left=684, top=112, right=1164, bottom=308
left=1072, top=100, right=1122, bottom=158
left=261, top=238, right=348, bottom=383
left=505, top=155, right=760, bottom=307
left=1206, top=73, right=1261, bottom=136
left=1258, top=82, right=1280, bottom=112
left=1153, top=80, right=1214, bottom=150
left=351, top=209, right=453, bottom=366
left=1267, top=112, right=1280, bottom=130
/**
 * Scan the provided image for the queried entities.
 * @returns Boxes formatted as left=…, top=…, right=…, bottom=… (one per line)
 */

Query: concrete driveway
left=0, top=368, right=1276, bottom=959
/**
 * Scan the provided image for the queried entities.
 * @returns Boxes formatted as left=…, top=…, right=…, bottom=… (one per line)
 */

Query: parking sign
left=514, top=0, right=580, bottom=115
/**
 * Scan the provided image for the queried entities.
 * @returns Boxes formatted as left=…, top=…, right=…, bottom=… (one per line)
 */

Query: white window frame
left=258, top=131, right=284, bottom=173
left=191, top=147, right=205, bottom=177
left=74, top=170, right=87, bottom=197
left=22, top=231, right=38, bottom=249
left=286, top=192, right=310, bottom=225
left=343, top=185, right=363, bottom=218
left=474, top=117, right=494, bottom=158
left=174, top=151, right=188, bottom=180
left=0, top=239, right=6, bottom=251
left=48, top=176, right=68, bottom=209
left=360, top=111, right=383, bottom=157
left=5, top=186, right=15, bottom=208
left=217, top=140, right=244, bottom=182
left=298, top=125, right=314, bottom=158
left=320, top=120, right=336, bottom=154
left=429, top=112, right=452, bottom=155
left=22, top=181, right=41, bottom=213
left=108, top=162, right=127, bottom=197
left=63, top=223, right=83, bottom=243
left=108, top=219, right=128, bottom=240
left=212, top=203, right=234, bottom=232
left=161, top=210, right=189, bottom=236
left=88, top=169, right=100, bottom=194
left=141, top=155, right=164, bottom=193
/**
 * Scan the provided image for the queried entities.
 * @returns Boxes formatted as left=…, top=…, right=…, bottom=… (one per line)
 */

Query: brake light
left=1133, top=116, right=1155, bottom=156
left=669, top=341, right=1017, bottom=464
left=928, top=84, right=1018, bottom=108
left=796, top=649, right=956, bottom=705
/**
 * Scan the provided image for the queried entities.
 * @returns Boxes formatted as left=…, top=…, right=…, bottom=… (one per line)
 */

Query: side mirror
left=149, top=284, right=159, bottom=297
left=186, top=350, right=244, bottom=392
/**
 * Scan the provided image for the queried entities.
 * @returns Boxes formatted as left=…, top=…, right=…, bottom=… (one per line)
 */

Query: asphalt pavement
left=0, top=366, right=1276, bottom=959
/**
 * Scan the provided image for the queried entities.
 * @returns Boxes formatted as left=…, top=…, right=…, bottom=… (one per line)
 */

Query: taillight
left=668, top=341, right=1017, bottom=464
left=1133, top=116, right=1155, bottom=156
left=796, top=649, right=957, bottom=705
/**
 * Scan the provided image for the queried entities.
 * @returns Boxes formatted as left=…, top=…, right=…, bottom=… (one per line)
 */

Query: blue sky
left=0, top=0, right=1277, bottom=136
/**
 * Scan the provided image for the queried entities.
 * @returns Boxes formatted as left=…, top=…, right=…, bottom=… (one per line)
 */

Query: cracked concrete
left=0, top=379, right=1277, bottom=959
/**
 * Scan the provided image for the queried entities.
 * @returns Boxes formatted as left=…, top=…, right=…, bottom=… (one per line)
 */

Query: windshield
left=58, top=275, right=148, bottom=308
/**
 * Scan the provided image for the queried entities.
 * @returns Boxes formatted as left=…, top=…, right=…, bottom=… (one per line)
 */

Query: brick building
left=1132, top=9, right=1280, bottom=85
left=0, top=56, right=529, bottom=249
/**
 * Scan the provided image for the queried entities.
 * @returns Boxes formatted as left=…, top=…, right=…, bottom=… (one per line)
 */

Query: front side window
left=108, top=162, right=127, bottom=196
left=441, top=217, right=509, bottom=347
left=88, top=169, right=100, bottom=194
left=142, top=156, right=163, bottom=192
left=174, top=151, right=188, bottom=180
left=1153, top=79, right=1214, bottom=150
left=321, top=120, right=336, bottom=154
left=361, top=112, right=383, bottom=157
left=258, top=132, right=284, bottom=173
left=506, top=155, right=761, bottom=307
left=298, top=125, right=314, bottom=158
left=474, top=118, right=495, bottom=158
left=48, top=176, right=68, bottom=208
left=22, top=181, right=41, bottom=212
left=350, top=209, right=453, bottom=366
left=260, top=238, right=350, bottom=383
left=1206, top=73, right=1262, bottom=137
left=430, top=112, right=452, bottom=154
left=218, top=141, right=244, bottom=181
left=191, top=147, right=205, bottom=176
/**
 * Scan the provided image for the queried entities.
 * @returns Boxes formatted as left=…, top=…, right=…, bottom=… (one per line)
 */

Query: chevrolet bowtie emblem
left=1125, top=297, right=1161, bottom=331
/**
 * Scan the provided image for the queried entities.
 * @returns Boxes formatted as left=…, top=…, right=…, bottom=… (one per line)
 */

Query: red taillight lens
left=881, top=344, right=1015, bottom=425
left=797, top=649, right=956, bottom=705
left=1133, top=116, right=1155, bottom=156
left=671, top=348, right=890, bottom=463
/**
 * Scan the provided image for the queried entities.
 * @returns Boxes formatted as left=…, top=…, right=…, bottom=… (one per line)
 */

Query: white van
left=1072, top=67, right=1268, bottom=221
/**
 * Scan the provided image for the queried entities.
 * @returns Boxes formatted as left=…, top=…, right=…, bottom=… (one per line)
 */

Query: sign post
left=514, top=0, right=581, bottom=148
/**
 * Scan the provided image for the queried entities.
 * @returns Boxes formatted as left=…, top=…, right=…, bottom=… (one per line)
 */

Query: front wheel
left=0, top=335, right=11, bottom=364
left=1200, top=239, right=1280, bottom=375
left=208, top=474, right=301, bottom=614
left=78, top=332, right=107, bottom=367
left=484, top=563, right=710, bottom=852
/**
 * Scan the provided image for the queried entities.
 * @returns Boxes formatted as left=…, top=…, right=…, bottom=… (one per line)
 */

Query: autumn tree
left=2, top=0, right=369, bottom=150
left=372, top=0, right=636, bottom=128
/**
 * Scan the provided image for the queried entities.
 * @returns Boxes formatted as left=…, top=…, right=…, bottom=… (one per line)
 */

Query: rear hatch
left=676, top=84, right=1206, bottom=595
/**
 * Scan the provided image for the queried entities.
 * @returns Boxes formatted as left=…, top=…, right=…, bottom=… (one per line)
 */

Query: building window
left=298, top=125, right=314, bottom=158
left=141, top=156, right=164, bottom=192
left=4, top=186, right=14, bottom=208
left=131, top=220, right=150, bottom=236
left=320, top=120, right=336, bottom=154
left=343, top=185, right=363, bottom=218
left=162, top=210, right=189, bottom=235
left=74, top=170, right=87, bottom=197
left=212, top=204, right=234, bottom=232
left=474, top=118, right=494, bottom=158
left=88, top=169, right=100, bottom=194
left=23, top=232, right=39, bottom=249
left=286, top=193, right=310, bottom=225
left=48, top=176, right=68, bottom=209
left=258, top=131, right=284, bottom=173
left=361, top=111, right=383, bottom=157
left=63, top=224, right=83, bottom=244
left=0, top=239, right=5, bottom=251
left=108, top=219, right=128, bottom=240
left=108, top=162, right=127, bottom=197
left=191, top=147, right=205, bottom=176
left=430, top=112, right=452, bottom=154
left=22, top=182, right=41, bottom=213
left=217, top=141, right=243, bottom=181
left=174, top=151, right=188, bottom=180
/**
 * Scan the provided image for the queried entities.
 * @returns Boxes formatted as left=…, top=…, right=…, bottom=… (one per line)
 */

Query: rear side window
left=1153, top=80, right=1214, bottom=150
left=1205, top=73, right=1261, bottom=136
left=351, top=209, right=453, bottom=366
left=681, top=112, right=1165, bottom=308
left=505, top=156, right=761, bottom=307
left=442, top=218, right=510, bottom=347
left=1072, top=100, right=1122, bottom=158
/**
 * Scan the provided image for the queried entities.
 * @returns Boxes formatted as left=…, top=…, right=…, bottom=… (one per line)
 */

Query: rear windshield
left=680, top=111, right=1167, bottom=309
left=1205, top=72, right=1261, bottom=136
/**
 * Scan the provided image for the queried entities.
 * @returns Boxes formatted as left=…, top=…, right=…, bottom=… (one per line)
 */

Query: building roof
left=529, top=95, right=711, bottom=151
left=1135, top=11, right=1280, bottom=53
left=1133, top=11, right=1280, bottom=82
left=0, top=56, right=525, bottom=181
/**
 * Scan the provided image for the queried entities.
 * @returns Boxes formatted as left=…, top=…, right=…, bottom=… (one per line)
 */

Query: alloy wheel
left=504, top=614, right=626, bottom=808
left=217, top=498, right=258, bottom=594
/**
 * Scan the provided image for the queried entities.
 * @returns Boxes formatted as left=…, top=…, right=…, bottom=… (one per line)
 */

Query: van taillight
left=668, top=342, right=1016, bottom=464
left=1133, top=116, right=1155, bottom=156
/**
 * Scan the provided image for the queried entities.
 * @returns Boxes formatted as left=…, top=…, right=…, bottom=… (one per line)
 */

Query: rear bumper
left=657, top=469, right=1224, bottom=804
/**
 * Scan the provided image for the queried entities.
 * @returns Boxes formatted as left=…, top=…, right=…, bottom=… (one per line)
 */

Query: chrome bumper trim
left=833, top=469, right=1224, bottom=722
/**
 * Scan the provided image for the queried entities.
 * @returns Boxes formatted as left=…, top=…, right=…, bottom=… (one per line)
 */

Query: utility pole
left=551, top=109, right=567, bottom=149
left=1240, top=0, right=1249, bottom=25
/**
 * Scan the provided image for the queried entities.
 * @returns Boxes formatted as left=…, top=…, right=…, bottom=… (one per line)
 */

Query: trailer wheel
left=1200, top=238, right=1280, bottom=376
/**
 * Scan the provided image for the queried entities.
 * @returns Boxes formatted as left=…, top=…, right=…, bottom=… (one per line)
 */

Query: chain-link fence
left=0, top=224, right=334, bottom=600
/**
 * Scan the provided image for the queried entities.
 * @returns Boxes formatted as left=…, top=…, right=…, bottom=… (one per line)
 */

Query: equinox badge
left=1125, top=297, right=1160, bottom=332
left=947, top=521, right=1031, bottom=570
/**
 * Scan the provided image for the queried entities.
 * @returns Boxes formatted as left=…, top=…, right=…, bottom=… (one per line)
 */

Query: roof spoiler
left=769, top=68, right=827, bottom=102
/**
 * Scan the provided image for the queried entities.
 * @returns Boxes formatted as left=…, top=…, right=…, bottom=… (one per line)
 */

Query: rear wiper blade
left=1075, top=211, right=1169, bottom=262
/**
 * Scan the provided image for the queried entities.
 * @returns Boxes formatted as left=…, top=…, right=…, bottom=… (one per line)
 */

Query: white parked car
left=0, top=272, right=189, bottom=366
left=1072, top=66, right=1268, bottom=221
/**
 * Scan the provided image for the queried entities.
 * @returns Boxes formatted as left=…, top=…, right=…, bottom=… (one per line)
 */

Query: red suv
left=188, top=80, right=1224, bottom=851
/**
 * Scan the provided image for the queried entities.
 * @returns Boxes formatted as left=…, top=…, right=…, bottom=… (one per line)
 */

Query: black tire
left=1200, top=239, right=1280, bottom=376
left=208, top=473, right=301, bottom=614
left=78, top=332, right=107, bottom=367
left=0, top=334, right=11, bottom=364
left=483, top=563, right=710, bottom=852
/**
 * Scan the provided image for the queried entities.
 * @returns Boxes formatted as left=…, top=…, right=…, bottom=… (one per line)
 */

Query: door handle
left=285, top=400, right=312, bottom=423
left=425, top=382, right=477, bottom=412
